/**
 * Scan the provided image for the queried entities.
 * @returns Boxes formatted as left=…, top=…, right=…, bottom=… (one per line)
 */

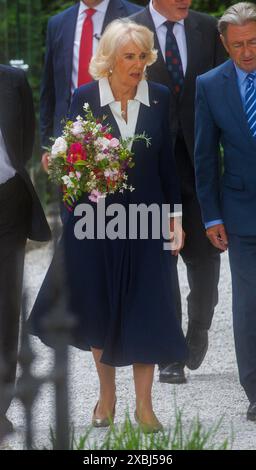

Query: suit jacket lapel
left=102, top=0, right=125, bottom=31
left=63, top=4, right=79, bottom=88
left=134, top=102, right=149, bottom=138
left=223, top=60, right=256, bottom=145
left=102, top=105, right=121, bottom=139
left=136, top=7, right=173, bottom=91
left=98, top=101, right=150, bottom=152
left=182, top=13, right=202, bottom=100
left=152, top=29, right=173, bottom=91
left=99, top=104, right=150, bottom=153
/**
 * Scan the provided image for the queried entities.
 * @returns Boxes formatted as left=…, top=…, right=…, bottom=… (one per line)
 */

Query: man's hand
left=170, top=217, right=185, bottom=256
left=41, top=152, right=50, bottom=173
left=206, top=223, right=228, bottom=251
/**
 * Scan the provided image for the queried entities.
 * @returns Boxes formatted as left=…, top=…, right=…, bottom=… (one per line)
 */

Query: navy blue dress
left=29, top=81, right=188, bottom=366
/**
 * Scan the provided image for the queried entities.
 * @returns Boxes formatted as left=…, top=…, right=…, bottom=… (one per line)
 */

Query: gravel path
left=1, top=241, right=256, bottom=450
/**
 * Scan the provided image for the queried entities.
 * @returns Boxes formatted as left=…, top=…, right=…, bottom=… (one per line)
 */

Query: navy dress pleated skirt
left=28, top=80, right=188, bottom=366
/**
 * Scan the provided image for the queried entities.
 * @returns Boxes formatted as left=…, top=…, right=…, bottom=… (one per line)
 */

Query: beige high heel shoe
left=134, top=410, right=163, bottom=434
left=92, top=399, right=116, bottom=428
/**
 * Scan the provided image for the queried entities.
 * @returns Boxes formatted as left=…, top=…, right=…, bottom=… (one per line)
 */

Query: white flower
left=96, top=136, right=111, bottom=150
left=95, top=152, right=106, bottom=162
left=83, top=103, right=90, bottom=111
left=76, top=171, right=82, bottom=180
left=71, top=120, right=84, bottom=136
left=51, top=137, right=67, bottom=156
left=104, top=169, right=118, bottom=180
left=61, top=175, right=74, bottom=188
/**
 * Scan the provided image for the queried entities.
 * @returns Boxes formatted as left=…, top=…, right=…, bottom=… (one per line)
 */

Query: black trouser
left=172, top=136, right=221, bottom=330
left=0, top=174, right=30, bottom=416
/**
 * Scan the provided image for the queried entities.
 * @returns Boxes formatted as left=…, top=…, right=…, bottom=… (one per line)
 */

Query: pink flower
left=104, top=169, right=119, bottom=180
left=109, top=138, right=119, bottom=148
left=88, top=189, right=105, bottom=203
left=83, top=131, right=94, bottom=144
left=67, top=142, right=86, bottom=163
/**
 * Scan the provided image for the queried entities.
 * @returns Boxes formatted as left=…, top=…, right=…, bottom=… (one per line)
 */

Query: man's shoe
left=185, top=324, right=208, bottom=370
left=247, top=402, right=256, bottom=421
left=159, top=363, right=187, bottom=384
left=0, top=415, right=13, bottom=439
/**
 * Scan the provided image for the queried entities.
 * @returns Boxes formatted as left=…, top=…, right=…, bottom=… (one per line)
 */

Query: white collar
left=79, top=0, right=110, bottom=16
left=99, top=77, right=150, bottom=107
left=149, top=0, right=185, bottom=29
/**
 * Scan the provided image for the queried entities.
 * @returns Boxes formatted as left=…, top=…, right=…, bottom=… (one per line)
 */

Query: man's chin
left=240, top=61, right=256, bottom=72
left=176, top=10, right=189, bottom=21
left=243, top=67, right=256, bottom=73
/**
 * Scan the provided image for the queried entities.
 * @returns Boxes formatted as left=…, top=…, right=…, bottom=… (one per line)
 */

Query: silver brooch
left=153, top=100, right=158, bottom=104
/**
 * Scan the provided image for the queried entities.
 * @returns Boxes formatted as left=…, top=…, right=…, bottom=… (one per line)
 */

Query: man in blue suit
left=40, top=0, right=141, bottom=167
left=195, top=2, right=256, bottom=421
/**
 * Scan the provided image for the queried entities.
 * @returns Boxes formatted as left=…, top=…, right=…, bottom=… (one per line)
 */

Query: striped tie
left=245, top=73, right=256, bottom=138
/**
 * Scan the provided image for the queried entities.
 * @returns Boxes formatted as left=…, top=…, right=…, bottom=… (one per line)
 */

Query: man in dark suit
left=132, top=0, right=227, bottom=383
left=40, top=0, right=141, bottom=169
left=195, top=2, right=256, bottom=421
left=0, top=65, right=51, bottom=437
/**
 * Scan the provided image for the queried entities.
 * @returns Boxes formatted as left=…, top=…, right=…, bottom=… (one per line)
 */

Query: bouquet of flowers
left=48, top=103, right=149, bottom=208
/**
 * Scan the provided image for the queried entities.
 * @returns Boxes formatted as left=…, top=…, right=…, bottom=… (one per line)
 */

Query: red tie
left=78, top=8, right=96, bottom=87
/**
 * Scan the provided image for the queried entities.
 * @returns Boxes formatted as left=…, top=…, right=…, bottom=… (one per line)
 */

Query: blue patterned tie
left=245, top=73, right=256, bottom=138
left=165, top=21, right=184, bottom=95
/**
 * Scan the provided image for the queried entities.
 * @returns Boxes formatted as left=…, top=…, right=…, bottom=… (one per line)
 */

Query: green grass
left=49, top=409, right=232, bottom=450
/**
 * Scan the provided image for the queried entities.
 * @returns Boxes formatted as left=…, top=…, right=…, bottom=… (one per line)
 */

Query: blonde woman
left=30, top=19, right=187, bottom=433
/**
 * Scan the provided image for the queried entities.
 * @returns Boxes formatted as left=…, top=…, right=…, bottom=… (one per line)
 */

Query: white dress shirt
left=99, top=77, right=181, bottom=217
left=149, top=0, right=187, bottom=75
left=71, top=0, right=110, bottom=93
left=99, top=77, right=150, bottom=149
left=0, top=128, right=15, bottom=184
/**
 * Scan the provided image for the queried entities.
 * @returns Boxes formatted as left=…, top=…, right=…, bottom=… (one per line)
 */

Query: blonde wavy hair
left=89, top=19, right=157, bottom=80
